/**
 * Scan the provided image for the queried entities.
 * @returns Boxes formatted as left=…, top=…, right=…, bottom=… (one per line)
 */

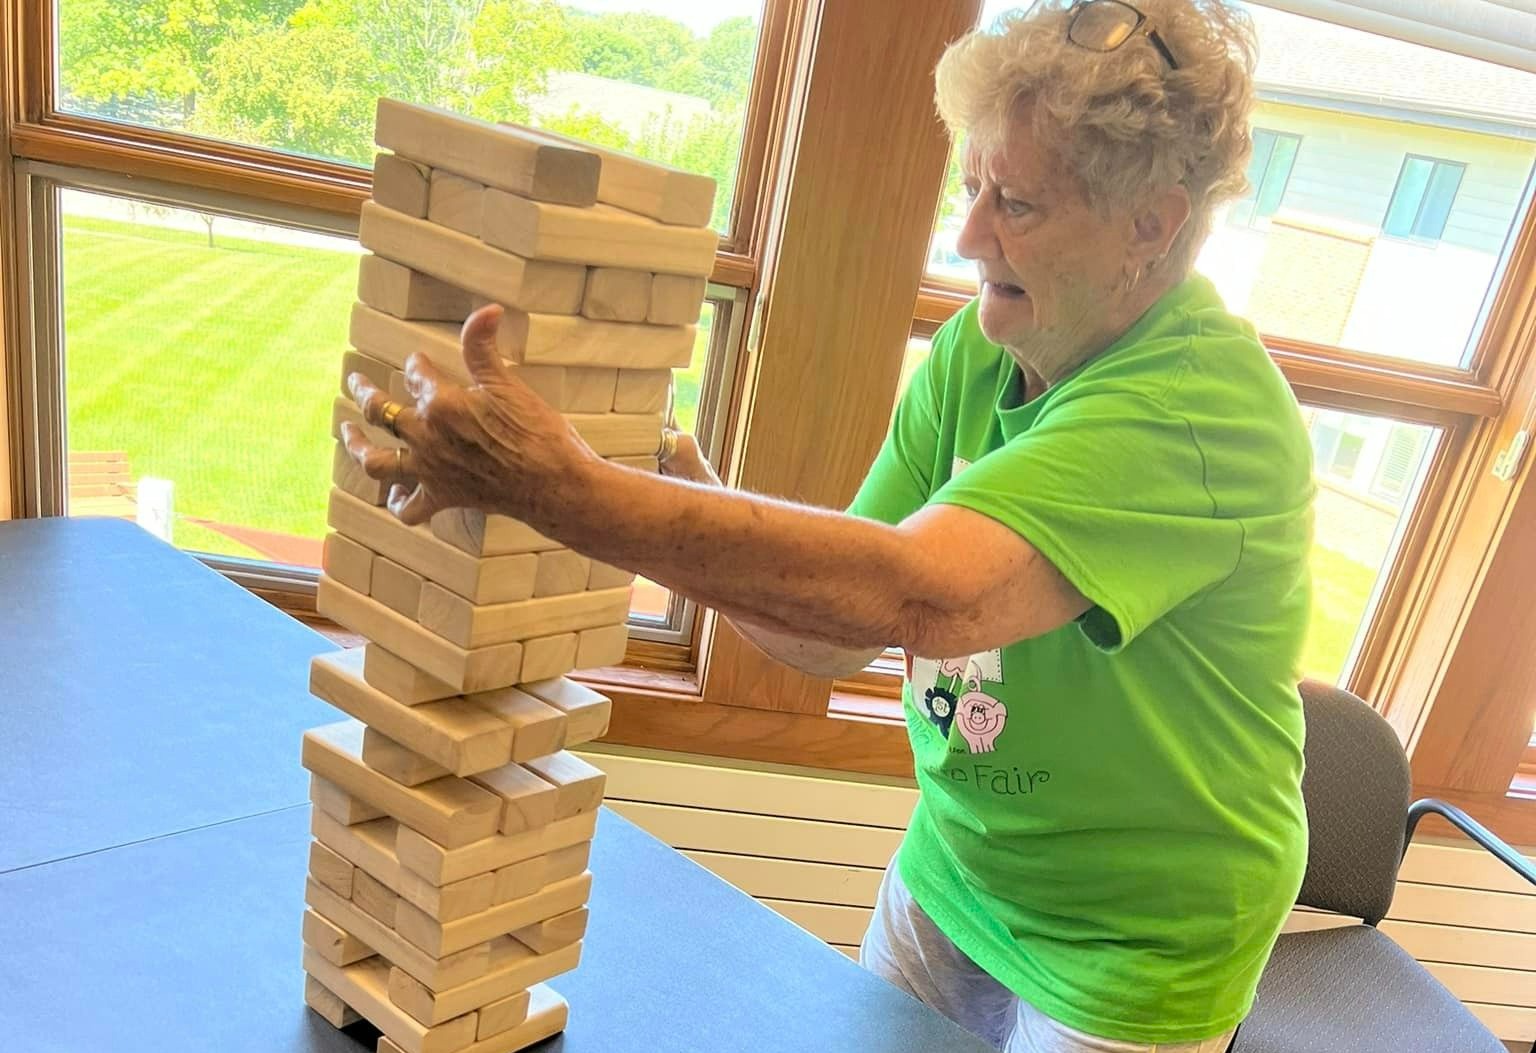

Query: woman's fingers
left=389, top=481, right=441, bottom=526
left=460, top=304, right=513, bottom=388
left=659, top=431, right=721, bottom=486
left=404, top=351, right=446, bottom=403
left=340, top=422, right=417, bottom=485
left=349, top=371, right=422, bottom=443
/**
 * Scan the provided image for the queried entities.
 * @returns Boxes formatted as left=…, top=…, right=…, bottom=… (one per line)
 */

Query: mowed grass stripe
left=62, top=216, right=355, bottom=544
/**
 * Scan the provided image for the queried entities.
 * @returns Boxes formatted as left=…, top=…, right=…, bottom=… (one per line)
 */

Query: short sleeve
left=846, top=339, right=943, bottom=526
left=931, top=392, right=1243, bottom=651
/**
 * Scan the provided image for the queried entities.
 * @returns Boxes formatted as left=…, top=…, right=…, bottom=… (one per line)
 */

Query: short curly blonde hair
left=935, top=0, right=1257, bottom=275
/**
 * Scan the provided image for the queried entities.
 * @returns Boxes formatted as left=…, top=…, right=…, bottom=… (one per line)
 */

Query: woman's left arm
left=342, top=307, right=1089, bottom=660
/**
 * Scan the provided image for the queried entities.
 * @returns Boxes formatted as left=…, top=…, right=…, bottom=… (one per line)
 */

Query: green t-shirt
left=848, top=275, right=1313, bottom=1042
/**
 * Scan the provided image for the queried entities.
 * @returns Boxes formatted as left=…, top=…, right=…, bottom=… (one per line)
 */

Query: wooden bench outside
left=68, top=450, right=138, bottom=520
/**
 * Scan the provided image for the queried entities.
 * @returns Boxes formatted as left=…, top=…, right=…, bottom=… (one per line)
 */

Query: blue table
left=0, top=518, right=990, bottom=1053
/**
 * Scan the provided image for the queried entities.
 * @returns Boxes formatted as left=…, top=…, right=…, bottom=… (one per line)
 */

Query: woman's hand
left=659, top=431, right=721, bottom=487
left=340, top=304, right=600, bottom=527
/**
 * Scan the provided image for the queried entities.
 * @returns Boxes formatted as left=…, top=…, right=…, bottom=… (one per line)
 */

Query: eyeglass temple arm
left=1147, top=28, right=1179, bottom=70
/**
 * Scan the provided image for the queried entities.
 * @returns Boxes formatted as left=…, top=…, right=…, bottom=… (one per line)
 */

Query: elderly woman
left=343, top=0, right=1311, bottom=1049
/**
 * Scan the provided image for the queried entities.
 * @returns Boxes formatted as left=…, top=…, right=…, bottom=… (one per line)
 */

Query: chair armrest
left=1405, top=798, right=1536, bottom=888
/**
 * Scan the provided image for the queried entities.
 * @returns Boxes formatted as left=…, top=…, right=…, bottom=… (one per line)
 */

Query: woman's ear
left=1131, top=184, right=1192, bottom=265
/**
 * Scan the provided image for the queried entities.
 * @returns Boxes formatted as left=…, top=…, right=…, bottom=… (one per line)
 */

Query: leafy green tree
left=563, top=11, right=693, bottom=87
left=658, top=16, right=757, bottom=109
left=58, top=0, right=302, bottom=122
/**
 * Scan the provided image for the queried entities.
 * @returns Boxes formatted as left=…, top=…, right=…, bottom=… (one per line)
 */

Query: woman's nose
left=955, top=195, right=997, bottom=262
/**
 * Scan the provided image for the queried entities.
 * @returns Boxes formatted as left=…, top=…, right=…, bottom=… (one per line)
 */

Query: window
left=1228, top=128, right=1300, bottom=228
left=1383, top=156, right=1466, bottom=242
left=55, top=1, right=766, bottom=234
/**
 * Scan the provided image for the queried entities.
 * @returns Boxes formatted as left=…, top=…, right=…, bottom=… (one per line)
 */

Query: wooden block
left=370, top=556, right=425, bottom=618
left=302, top=720, right=503, bottom=848
left=492, top=840, right=591, bottom=904
left=512, top=907, right=588, bottom=955
left=351, top=302, right=571, bottom=407
left=373, top=153, right=431, bottom=218
left=472, top=762, right=559, bottom=836
left=359, top=254, right=474, bottom=322
left=519, top=633, right=578, bottom=683
left=306, top=876, right=491, bottom=991
left=364, top=645, right=458, bottom=705
left=312, top=811, right=495, bottom=923
left=385, top=985, right=567, bottom=1053
left=468, top=687, right=566, bottom=763
left=497, top=310, right=694, bottom=370
left=612, top=369, right=672, bottom=414
left=305, top=972, right=362, bottom=1029
left=323, top=532, right=375, bottom=595
left=342, top=349, right=397, bottom=396
left=312, top=776, right=387, bottom=826
left=310, top=840, right=356, bottom=899
left=395, top=872, right=592, bottom=957
left=611, top=455, right=660, bottom=473
left=418, top=585, right=631, bottom=650
left=575, top=623, right=629, bottom=669
left=564, top=368, right=618, bottom=414
left=395, top=810, right=599, bottom=887
left=387, top=941, right=579, bottom=1030
left=351, top=866, right=399, bottom=927
left=483, top=192, right=717, bottom=276
left=521, top=678, right=612, bottom=746
left=360, top=200, right=586, bottom=315
left=319, top=576, right=526, bottom=695
left=568, top=411, right=663, bottom=457
left=334, top=443, right=387, bottom=506
left=581, top=268, right=652, bottom=323
left=475, top=988, right=531, bottom=1040
left=303, top=908, right=374, bottom=967
left=503, top=122, right=715, bottom=227
left=648, top=273, right=707, bottom=326
left=533, top=550, right=590, bottom=598
left=330, top=489, right=540, bottom=606
left=389, top=369, right=411, bottom=403
left=429, top=509, right=558, bottom=559
left=301, top=946, right=478, bottom=1053
left=428, top=170, right=484, bottom=236
left=363, top=727, right=452, bottom=786
left=311, top=649, right=515, bottom=777
left=376, top=99, right=598, bottom=206
left=586, top=561, right=637, bottom=591
left=526, top=752, right=606, bottom=821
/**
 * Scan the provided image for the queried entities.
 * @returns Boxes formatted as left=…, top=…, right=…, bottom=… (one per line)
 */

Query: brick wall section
left=1246, top=215, right=1374, bottom=345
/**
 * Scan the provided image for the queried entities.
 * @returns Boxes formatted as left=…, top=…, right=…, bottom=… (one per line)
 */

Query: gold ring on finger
left=658, top=428, right=679, bottom=462
left=380, top=400, right=406, bottom=438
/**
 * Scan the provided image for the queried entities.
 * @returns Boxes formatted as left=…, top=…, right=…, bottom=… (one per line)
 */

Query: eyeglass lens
left=1069, top=0, right=1142, bottom=51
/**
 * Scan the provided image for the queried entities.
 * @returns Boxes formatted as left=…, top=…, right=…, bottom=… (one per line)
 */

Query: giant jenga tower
left=300, top=98, right=716, bottom=1053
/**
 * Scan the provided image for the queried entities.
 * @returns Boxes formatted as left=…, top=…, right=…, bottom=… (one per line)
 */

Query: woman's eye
left=962, top=182, right=980, bottom=202
left=1001, top=196, right=1033, bottom=217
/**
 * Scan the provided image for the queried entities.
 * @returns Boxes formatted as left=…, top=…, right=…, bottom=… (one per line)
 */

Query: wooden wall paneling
left=701, top=0, right=983, bottom=715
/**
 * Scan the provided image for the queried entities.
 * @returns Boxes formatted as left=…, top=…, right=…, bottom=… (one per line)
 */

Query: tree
left=563, top=11, right=693, bottom=88
left=58, top=0, right=304, bottom=123
left=658, top=16, right=757, bottom=109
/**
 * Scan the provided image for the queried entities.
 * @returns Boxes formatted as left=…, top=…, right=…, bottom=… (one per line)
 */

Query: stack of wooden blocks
left=302, top=97, right=716, bottom=1053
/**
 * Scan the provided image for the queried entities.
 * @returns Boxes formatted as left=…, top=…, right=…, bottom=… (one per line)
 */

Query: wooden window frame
left=6, top=0, right=1536, bottom=822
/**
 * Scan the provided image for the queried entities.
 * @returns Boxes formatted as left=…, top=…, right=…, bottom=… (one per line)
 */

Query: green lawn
left=62, top=213, right=709, bottom=561
left=63, top=212, right=1376, bottom=682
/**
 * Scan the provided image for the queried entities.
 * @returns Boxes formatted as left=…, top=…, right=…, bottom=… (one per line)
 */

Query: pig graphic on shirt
left=956, top=677, right=1007, bottom=753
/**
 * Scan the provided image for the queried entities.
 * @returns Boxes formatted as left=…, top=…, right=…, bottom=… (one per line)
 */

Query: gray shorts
left=858, top=861, right=1239, bottom=1053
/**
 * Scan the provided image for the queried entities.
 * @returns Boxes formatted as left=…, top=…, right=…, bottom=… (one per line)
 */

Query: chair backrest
left=1295, top=679, right=1413, bottom=924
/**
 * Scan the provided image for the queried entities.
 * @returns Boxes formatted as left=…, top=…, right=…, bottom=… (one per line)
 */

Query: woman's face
left=956, top=113, right=1138, bottom=369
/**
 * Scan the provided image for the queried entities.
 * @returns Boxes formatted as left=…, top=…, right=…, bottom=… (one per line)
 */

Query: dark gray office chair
left=1233, top=680, right=1536, bottom=1053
